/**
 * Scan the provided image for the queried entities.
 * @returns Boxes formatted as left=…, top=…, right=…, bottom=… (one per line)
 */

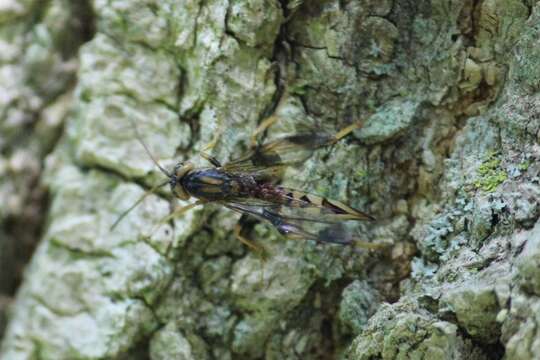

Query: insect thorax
left=181, top=168, right=238, bottom=201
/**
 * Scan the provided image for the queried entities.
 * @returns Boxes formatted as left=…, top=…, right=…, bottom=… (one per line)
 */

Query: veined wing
left=223, top=202, right=381, bottom=250
left=220, top=185, right=375, bottom=242
left=222, top=119, right=364, bottom=179
left=227, top=185, right=374, bottom=222
left=275, top=186, right=374, bottom=221
left=222, top=132, right=336, bottom=178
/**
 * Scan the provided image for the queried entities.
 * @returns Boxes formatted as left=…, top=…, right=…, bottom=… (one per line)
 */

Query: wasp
left=112, top=116, right=382, bottom=253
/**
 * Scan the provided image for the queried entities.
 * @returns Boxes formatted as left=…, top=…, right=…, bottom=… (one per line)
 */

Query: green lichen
left=517, top=222, right=540, bottom=296
left=355, top=169, right=368, bottom=179
left=518, top=160, right=530, bottom=171
left=346, top=302, right=489, bottom=360
left=354, top=99, right=421, bottom=145
left=440, top=284, right=501, bottom=343
left=338, top=280, right=381, bottom=335
left=473, top=152, right=508, bottom=192
left=150, top=323, right=209, bottom=360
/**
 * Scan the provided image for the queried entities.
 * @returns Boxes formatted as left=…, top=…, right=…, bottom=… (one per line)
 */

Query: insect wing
left=222, top=132, right=334, bottom=178
left=223, top=202, right=379, bottom=249
left=273, top=187, right=374, bottom=221
left=225, top=186, right=374, bottom=222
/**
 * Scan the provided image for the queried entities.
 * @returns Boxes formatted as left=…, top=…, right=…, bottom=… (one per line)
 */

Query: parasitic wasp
left=112, top=116, right=383, bottom=253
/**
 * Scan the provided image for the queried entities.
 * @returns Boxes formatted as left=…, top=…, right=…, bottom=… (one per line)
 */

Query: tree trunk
left=1, top=0, right=539, bottom=359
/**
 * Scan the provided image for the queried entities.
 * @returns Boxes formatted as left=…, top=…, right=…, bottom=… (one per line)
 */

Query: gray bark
left=1, top=0, right=540, bottom=359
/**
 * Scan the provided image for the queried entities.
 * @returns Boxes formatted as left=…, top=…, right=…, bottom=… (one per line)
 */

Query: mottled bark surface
left=1, top=0, right=540, bottom=359
left=0, top=0, right=94, bottom=341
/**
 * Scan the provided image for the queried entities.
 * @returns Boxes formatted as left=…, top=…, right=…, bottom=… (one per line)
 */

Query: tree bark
left=1, top=0, right=540, bottom=359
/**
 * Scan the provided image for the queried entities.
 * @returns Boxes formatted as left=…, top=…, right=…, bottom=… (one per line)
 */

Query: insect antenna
left=111, top=118, right=177, bottom=230
left=127, top=117, right=172, bottom=178
left=110, top=178, right=170, bottom=230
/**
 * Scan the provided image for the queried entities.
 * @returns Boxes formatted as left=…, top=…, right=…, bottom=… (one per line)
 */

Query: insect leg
left=200, top=152, right=222, bottom=167
left=200, top=120, right=223, bottom=152
left=201, top=138, right=217, bottom=152
left=158, top=200, right=205, bottom=225
left=250, top=115, right=279, bottom=146
left=234, top=222, right=267, bottom=258
left=331, top=121, right=365, bottom=144
left=234, top=221, right=268, bottom=288
left=148, top=200, right=205, bottom=237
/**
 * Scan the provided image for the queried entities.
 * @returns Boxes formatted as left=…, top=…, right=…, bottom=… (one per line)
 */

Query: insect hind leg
left=234, top=223, right=267, bottom=259
left=234, top=221, right=269, bottom=289
left=331, top=122, right=364, bottom=144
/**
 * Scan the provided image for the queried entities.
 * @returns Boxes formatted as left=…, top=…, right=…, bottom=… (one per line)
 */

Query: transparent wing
left=223, top=202, right=382, bottom=250
left=222, top=119, right=363, bottom=180
left=222, top=132, right=335, bottom=178
left=226, top=185, right=374, bottom=222
left=219, top=183, right=375, bottom=245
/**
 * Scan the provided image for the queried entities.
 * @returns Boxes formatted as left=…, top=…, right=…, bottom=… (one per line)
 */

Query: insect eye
left=173, top=162, right=184, bottom=176
left=174, top=162, right=194, bottom=178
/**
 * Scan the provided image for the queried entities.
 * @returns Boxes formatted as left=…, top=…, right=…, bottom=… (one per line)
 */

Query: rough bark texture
left=1, top=0, right=540, bottom=359
left=0, top=0, right=94, bottom=341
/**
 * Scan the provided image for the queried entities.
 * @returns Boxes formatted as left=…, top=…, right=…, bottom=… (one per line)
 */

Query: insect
left=112, top=117, right=383, bottom=253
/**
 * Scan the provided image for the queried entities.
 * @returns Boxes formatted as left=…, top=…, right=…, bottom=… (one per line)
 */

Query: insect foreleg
left=160, top=200, right=205, bottom=225
left=250, top=115, right=279, bottom=146
left=200, top=121, right=223, bottom=152
left=198, top=124, right=223, bottom=167
left=200, top=152, right=222, bottom=167
left=148, top=200, right=206, bottom=236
